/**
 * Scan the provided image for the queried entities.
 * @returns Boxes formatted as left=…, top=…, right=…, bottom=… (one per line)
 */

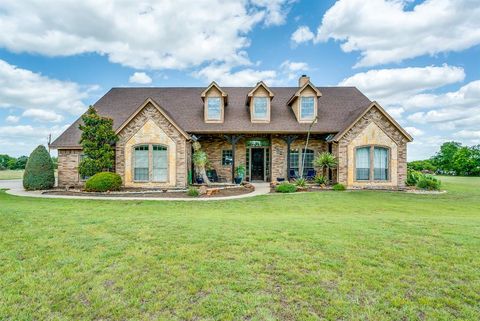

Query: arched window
left=133, top=144, right=168, bottom=182
left=355, top=146, right=389, bottom=181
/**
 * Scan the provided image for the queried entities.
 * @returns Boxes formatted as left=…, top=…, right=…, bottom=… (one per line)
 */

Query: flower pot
left=234, top=177, right=242, bottom=184
left=195, top=177, right=204, bottom=184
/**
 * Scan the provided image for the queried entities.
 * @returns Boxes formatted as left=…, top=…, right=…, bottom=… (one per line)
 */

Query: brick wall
left=57, top=149, right=82, bottom=187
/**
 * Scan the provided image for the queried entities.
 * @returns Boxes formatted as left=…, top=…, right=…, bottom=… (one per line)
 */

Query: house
left=50, top=75, right=412, bottom=189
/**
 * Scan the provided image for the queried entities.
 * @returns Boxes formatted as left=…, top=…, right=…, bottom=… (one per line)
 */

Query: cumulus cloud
left=296, top=0, right=480, bottom=67
left=339, top=65, right=465, bottom=106
left=291, top=26, right=314, bottom=44
left=129, top=72, right=152, bottom=85
left=22, top=109, right=64, bottom=122
left=0, top=124, right=69, bottom=156
left=0, top=59, right=91, bottom=115
left=0, top=0, right=293, bottom=70
left=404, top=126, right=424, bottom=137
left=5, top=115, right=19, bottom=123
left=194, top=63, right=277, bottom=86
left=280, top=60, right=309, bottom=81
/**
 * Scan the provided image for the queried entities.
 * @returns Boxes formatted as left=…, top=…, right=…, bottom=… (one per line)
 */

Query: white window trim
left=300, top=96, right=316, bottom=121
left=206, top=96, right=222, bottom=121
left=252, top=96, right=269, bottom=120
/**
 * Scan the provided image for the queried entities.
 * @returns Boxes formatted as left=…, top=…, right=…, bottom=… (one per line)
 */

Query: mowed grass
left=0, top=169, right=23, bottom=180
left=1, top=177, right=479, bottom=320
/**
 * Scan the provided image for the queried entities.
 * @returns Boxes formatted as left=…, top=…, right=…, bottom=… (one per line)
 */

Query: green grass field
left=1, top=176, right=479, bottom=320
left=0, top=169, right=24, bottom=180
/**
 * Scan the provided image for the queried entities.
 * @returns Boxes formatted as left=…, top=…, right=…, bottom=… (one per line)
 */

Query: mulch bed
left=43, top=185, right=254, bottom=198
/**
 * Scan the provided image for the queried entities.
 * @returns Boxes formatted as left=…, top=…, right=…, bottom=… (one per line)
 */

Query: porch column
left=281, top=135, right=298, bottom=181
left=224, top=134, right=242, bottom=183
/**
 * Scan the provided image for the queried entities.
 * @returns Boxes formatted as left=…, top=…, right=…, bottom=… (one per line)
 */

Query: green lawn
left=0, top=169, right=23, bottom=180
left=1, top=177, right=479, bottom=320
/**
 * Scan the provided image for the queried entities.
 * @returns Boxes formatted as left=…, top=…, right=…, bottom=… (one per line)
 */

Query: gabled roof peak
left=287, top=81, right=322, bottom=106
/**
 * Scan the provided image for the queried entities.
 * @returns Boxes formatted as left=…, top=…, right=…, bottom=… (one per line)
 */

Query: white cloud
left=0, top=124, right=69, bottom=156
left=280, top=60, right=309, bottom=81
left=301, top=0, right=480, bottom=67
left=22, top=109, right=63, bottom=122
left=0, top=0, right=293, bottom=70
left=0, top=59, right=91, bottom=115
left=456, top=130, right=480, bottom=139
left=291, top=26, right=314, bottom=44
left=339, top=65, right=465, bottom=106
left=5, top=115, right=19, bottom=123
left=194, top=63, right=277, bottom=86
left=251, top=0, right=296, bottom=26
left=404, top=126, right=424, bottom=137
left=129, top=72, right=152, bottom=85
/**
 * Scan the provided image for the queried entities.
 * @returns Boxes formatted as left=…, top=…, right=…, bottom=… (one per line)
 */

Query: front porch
left=192, top=134, right=336, bottom=184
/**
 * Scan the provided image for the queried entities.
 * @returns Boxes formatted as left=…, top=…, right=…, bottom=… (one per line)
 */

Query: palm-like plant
left=192, top=142, right=210, bottom=185
left=314, top=152, right=338, bottom=181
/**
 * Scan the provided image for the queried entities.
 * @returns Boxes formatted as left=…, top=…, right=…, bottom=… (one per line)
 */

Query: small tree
left=23, top=145, right=55, bottom=190
left=78, top=106, right=118, bottom=178
left=314, top=152, right=338, bottom=182
left=192, top=141, right=210, bottom=185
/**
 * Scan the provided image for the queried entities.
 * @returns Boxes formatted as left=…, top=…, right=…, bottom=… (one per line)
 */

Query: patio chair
left=305, top=169, right=316, bottom=181
left=206, top=169, right=219, bottom=182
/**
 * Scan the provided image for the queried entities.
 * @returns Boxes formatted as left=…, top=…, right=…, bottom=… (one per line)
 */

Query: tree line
left=0, top=154, right=57, bottom=170
left=408, top=141, right=480, bottom=176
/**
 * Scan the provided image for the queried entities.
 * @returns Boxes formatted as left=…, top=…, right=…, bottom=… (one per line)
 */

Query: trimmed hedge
left=332, top=183, right=346, bottom=191
left=85, top=172, right=122, bottom=192
left=275, top=182, right=297, bottom=193
left=23, top=145, right=55, bottom=190
left=416, top=174, right=441, bottom=190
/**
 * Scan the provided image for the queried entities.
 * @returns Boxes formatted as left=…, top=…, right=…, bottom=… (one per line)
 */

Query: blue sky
left=1, top=0, right=479, bottom=159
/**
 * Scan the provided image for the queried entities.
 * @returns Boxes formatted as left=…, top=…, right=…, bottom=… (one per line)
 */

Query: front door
left=251, top=148, right=264, bottom=181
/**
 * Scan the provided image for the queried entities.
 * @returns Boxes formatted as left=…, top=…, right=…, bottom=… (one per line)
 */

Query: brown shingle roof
left=50, top=86, right=372, bottom=148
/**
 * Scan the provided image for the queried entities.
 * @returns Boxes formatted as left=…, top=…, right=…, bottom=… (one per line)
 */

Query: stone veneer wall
left=201, top=135, right=247, bottom=182
left=57, top=149, right=82, bottom=187
left=337, top=106, right=408, bottom=189
left=271, top=135, right=328, bottom=181
left=116, top=103, right=188, bottom=188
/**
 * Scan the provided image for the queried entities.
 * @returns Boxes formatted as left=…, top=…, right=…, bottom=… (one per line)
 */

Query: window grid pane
left=356, top=147, right=370, bottom=180
left=152, top=145, right=168, bottom=181
left=253, top=97, right=268, bottom=119
left=134, top=145, right=149, bottom=181
left=301, top=97, right=315, bottom=119
left=222, top=150, right=233, bottom=166
left=302, top=149, right=314, bottom=176
left=290, top=149, right=299, bottom=177
left=207, top=97, right=221, bottom=120
left=374, top=147, right=389, bottom=180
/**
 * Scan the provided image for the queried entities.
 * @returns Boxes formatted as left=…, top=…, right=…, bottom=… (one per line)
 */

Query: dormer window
left=300, top=96, right=315, bottom=120
left=247, top=81, right=274, bottom=123
left=201, top=81, right=227, bottom=123
left=207, top=97, right=221, bottom=120
left=287, top=75, right=322, bottom=123
left=253, top=97, right=268, bottom=119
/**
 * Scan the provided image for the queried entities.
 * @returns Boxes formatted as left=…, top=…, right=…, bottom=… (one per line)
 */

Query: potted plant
left=234, top=164, right=246, bottom=184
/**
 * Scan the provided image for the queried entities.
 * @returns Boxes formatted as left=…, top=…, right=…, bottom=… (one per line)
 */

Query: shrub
left=406, top=169, right=422, bottom=186
left=23, top=145, right=55, bottom=190
left=314, top=175, right=327, bottom=185
left=294, top=177, right=307, bottom=187
left=187, top=187, right=199, bottom=197
left=416, top=175, right=441, bottom=191
left=275, top=182, right=297, bottom=193
left=332, top=183, right=346, bottom=191
left=85, top=172, right=122, bottom=192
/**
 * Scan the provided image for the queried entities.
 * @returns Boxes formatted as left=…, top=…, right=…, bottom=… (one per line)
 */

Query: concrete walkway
left=0, top=179, right=271, bottom=201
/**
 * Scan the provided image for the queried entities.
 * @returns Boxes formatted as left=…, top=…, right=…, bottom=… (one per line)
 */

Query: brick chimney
left=298, top=74, right=310, bottom=87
